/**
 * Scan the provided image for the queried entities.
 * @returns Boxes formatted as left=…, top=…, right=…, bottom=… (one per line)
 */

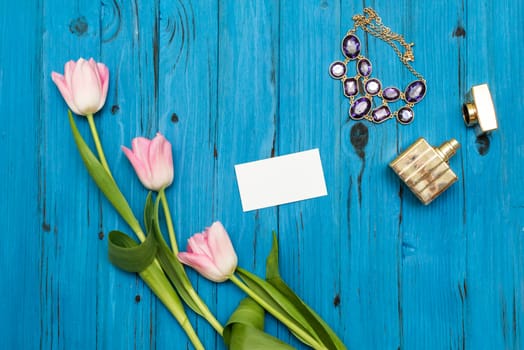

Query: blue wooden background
left=1, top=0, right=523, bottom=349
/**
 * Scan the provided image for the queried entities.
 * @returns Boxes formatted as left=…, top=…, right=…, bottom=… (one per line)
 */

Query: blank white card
left=234, top=149, right=328, bottom=212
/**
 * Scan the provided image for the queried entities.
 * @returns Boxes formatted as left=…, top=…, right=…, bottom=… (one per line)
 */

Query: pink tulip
left=51, top=58, right=109, bottom=116
left=178, top=222, right=238, bottom=282
left=122, top=133, right=174, bottom=191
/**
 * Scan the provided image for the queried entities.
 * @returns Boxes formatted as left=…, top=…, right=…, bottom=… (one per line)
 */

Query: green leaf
left=143, top=192, right=223, bottom=335
left=140, top=255, right=205, bottom=349
left=223, top=298, right=295, bottom=350
left=265, top=231, right=280, bottom=281
left=68, top=111, right=142, bottom=235
left=147, top=194, right=205, bottom=316
left=144, top=192, right=155, bottom=236
left=236, top=268, right=321, bottom=347
left=106, top=228, right=204, bottom=349
left=266, top=232, right=346, bottom=350
left=108, top=230, right=157, bottom=273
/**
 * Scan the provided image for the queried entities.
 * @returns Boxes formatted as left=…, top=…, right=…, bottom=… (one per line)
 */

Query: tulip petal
left=186, top=233, right=213, bottom=258
left=88, top=58, right=102, bottom=86
left=161, top=134, right=174, bottom=183
left=148, top=133, right=173, bottom=190
left=51, top=72, right=81, bottom=115
left=206, top=222, right=238, bottom=276
left=87, top=58, right=104, bottom=104
left=131, top=137, right=151, bottom=158
left=71, top=58, right=102, bottom=115
left=122, top=145, right=153, bottom=189
left=178, top=252, right=228, bottom=282
left=96, top=62, right=109, bottom=111
left=64, top=60, right=76, bottom=89
left=148, top=135, right=165, bottom=186
left=131, top=137, right=153, bottom=177
left=52, top=58, right=109, bottom=116
left=123, top=135, right=173, bottom=191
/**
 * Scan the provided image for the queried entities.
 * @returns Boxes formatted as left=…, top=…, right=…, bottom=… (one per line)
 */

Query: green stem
left=83, top=113, right=145, bottom=243
left=189, top=288, right=224, bottom=335
left=135, top=230, right=146, bottom=243
left=141, top=264, right=204, bottom=350
left=156, top=191, right=222, bottom=334
left=229, top=274, right=327, bottom=350
left=159, top=188, right=178, bottom=254
left=86, top=113, right=113, bottom=179
left=179, top=317, right=205, bottom=350
left=71, top=113, right=200, bottom=344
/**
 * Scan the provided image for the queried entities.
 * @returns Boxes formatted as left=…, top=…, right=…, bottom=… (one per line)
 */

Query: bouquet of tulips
left=51, top=58, right=346, bottom=350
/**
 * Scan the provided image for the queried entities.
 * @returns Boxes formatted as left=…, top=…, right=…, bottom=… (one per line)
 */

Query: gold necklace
left=329, top=8, right=426, bottom=124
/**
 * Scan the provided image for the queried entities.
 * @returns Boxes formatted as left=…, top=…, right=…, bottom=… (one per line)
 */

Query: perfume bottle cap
left=462, top=84, right=498, bottom=135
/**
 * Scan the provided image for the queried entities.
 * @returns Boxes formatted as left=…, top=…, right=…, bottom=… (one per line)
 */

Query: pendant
left=329, top=32, right=426, bottom=125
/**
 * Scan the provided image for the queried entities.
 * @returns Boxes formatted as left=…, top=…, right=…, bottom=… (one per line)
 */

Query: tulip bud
left=178, top=222, right=238, bottom=282
left=51, top=58, right=109, bottom=116
left=122, top=133, right=174, bottom=191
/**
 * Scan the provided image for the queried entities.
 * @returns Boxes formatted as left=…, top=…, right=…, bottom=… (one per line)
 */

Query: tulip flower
left=123, top=133, right=178, bottom=252
left=122, top=133, right=174, bottom=191
left=53, top=58, right=112, bottom=177
left=178, top=222, right=238, bottom=282
left=179, top=222, right=343, bottom=350
left=57, top=60, right=217, bottom=349
left=51, top=58, right=109, bottom=116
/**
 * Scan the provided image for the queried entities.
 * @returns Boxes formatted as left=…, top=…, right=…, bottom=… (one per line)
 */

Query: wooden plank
left=0, top=1, right=44, bottom=348
left=155, top=0, right=220, bottom=348
left=39, top=2, right=109, bottom=349
left=395, top=1, right=467, bottom=349
left=213, top=0, right=280, bottom=348
left=278, top=1, right=352, bottom=348
left=93, top=1, right=160, bottom=349
left=462, top=0, right=524, bottom=348
left=336, top=3, right=405, bottom=349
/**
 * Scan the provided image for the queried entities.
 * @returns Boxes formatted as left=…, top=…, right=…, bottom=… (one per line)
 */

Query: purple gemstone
left=382, top=87, right=401, bottom=101
left=343, top=78, right=358, bottom=97
left=372, top=106, right=392, bottom=123
left=349, top=97, right=371, bottom=119
left=365, top=78, right=381, bottom=95
left=342, top=34, right=361, bottom=60
left=329, top=61, right=346, bottom=79
left=404, top=80, right=426, bottom=103
left=357, top=58, right=372, bottom=76
left=397, top=107, right=414, bottom=124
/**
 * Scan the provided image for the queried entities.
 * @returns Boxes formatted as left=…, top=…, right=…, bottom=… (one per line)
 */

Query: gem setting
left=342, top=34, right=361, bottom=59
left=343, top=78, right=358, bottom=97
left=404, top=80, right=427, bottom=103
left=383, top=87, right=401, bottom=101
left=372, top=105, right=392, bottom=123
left=350, top=97, right=372, bottom=119
left=357, top=58, right=372, bottom=76
left=329, top=61, right=346, bottom=79
left=365, top=79, right=381, bottom=95
left=397, top=107, right=415, bottom=124
left=329, top=33, right=426, bottom=124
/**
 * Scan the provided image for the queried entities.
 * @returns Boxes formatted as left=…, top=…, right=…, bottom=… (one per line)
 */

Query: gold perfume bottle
left=389, top=138, right=460, bottom=205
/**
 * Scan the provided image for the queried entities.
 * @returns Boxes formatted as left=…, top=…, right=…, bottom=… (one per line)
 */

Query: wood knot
left=69, top=16, right=88, bottom=36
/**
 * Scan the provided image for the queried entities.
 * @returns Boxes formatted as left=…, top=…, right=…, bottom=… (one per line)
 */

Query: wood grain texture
left=1, top=0, right=523, bottom=349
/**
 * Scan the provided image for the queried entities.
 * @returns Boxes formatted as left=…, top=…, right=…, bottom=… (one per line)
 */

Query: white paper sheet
left=234, top=149, right=328, bottom=211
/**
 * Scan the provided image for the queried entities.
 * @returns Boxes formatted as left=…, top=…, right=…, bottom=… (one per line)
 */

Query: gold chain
left=351, top=8, right=425, bottom=81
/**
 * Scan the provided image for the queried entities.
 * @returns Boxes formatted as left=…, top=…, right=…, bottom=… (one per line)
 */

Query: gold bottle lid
left=462, top=84, right=498, bottom=135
